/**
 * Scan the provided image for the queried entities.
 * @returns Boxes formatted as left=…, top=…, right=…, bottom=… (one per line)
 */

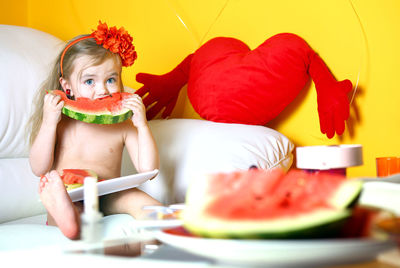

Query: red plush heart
left=188, top=33, right=348, bottom=132
left=136, top=33, right=352, bottom=138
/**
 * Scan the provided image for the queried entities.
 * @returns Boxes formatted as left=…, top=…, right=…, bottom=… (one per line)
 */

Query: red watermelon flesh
left=183, top=168, right=363, bottom=239
left=205, top=169, right=345, bottom=220
left=52, top=90, right=132, bottom=114
left=61, top=169, right=98, bottom=185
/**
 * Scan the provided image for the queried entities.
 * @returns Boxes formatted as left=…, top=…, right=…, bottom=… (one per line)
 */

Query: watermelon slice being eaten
left=51, top=90, right=133, bottom=124
left=182, top=168, right=363, bottom=239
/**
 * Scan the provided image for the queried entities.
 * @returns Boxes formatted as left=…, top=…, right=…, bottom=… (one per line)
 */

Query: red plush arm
left=135, top=54, right=193, bottom=120
left=309, top=53, right=353, bottom=139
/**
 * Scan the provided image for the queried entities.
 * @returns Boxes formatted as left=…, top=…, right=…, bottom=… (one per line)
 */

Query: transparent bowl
left=376, top=216, right=400, bottom=249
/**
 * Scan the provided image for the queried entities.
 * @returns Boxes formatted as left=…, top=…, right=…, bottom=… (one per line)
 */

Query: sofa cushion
left=0, top=214, right=138, bottom=251
left=0, top=158, right=45, bottom=223
left=128, top=119, right=294, bottom=204
left=0, top=25, right=64, bottom=158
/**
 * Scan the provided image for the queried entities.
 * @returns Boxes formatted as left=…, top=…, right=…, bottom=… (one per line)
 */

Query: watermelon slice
left=61, top=169, right=98, bottom=191
left=182, top=168, right=363, bottom=239
left=51, top=90, right=133, bottom=124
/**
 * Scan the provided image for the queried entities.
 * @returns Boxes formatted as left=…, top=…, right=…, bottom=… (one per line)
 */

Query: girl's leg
left=100, top=188, right=162, bottom=219
left=39, top=170, right=81, bottom=239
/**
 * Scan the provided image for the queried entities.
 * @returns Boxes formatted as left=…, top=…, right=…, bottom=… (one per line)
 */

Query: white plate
left=154, top=227, right=396, bottom=267
left=68, top=169, right=158, bottom=202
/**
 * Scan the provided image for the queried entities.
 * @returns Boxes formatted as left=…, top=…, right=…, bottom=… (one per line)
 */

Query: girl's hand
left=123, top=94, right=148, bottom=128
left=42, top=93, right=64, bottom=126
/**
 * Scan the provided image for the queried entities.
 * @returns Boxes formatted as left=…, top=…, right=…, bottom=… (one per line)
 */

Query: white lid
left=296, top=144, right=363, bottom=170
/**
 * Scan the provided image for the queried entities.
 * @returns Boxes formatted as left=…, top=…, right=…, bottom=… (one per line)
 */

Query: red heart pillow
left=188, top=33, right=351, bottom=138
left=136, top=33, right=352, bottom=138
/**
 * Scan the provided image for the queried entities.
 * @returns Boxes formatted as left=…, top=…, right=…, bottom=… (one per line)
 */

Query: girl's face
left=60, top=55, right=122, bottom=100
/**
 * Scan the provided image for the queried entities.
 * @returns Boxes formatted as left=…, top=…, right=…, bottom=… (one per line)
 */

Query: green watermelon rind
left=182, top=174, right=363, bottom=239
left=62, top=106, right=133, bottom=124
left=183, top=207, right=351, bottom=239
left=329, top=179, right=363, bottom=209
left=65, top=183, right=84, bottom=191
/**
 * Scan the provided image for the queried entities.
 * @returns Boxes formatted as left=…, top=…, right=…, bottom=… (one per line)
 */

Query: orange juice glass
left=376, top=157, right=399, bottom=177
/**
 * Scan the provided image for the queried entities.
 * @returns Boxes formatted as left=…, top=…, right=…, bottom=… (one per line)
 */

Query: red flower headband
left=60, top=21, right=137, bottom=77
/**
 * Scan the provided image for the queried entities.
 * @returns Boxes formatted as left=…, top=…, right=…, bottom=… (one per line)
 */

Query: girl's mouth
left=96, top=94, right=112, bottom=100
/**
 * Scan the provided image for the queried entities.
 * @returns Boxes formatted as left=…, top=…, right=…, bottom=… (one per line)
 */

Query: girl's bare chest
left=57, top=121, right=125, bottom=153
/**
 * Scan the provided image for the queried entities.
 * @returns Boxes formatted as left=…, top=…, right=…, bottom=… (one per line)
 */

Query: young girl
left=28, top=21, right=162, bottom=239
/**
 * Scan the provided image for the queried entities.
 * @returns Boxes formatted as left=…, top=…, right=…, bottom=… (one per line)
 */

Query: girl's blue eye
left=107, top=78, right=116, bottom=84
left=85, top=79, right=94, bottom=86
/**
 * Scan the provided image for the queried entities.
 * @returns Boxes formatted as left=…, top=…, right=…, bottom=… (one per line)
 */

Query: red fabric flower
left=91, top=21, right=137, bottom=67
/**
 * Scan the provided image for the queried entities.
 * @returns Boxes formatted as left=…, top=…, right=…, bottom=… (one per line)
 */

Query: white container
left=296, top=145, right=363, bottom=175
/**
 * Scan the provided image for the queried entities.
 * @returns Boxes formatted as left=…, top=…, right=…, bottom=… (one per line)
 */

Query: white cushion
left=0, top=224, right=70, bottom=251
left=130, top=119, right=294, bottom=204
left=0, top=214, right=138, bottom=251
left=0, top=25, right=64, bottom=158
left=0, top=158, right=45, bottom=223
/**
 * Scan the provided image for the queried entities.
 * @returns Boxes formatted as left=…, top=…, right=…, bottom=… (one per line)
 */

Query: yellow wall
left=1, top=0, right=399, bottom=178
left=0, top=1, right=28, bottom=26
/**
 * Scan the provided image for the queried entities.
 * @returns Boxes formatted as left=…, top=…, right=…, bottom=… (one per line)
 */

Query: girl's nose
left=96, top=83, right=110, bottom=96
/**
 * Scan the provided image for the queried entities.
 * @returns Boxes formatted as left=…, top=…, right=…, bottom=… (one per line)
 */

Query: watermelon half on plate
left=52, top=90, right=133, bottom=124
left=61, top=169, right=98, bottom=191
left=182, top=168, right=363, bottom=239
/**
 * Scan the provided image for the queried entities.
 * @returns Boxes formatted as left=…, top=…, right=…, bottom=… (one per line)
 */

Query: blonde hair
left=27, top=35, right=123, bottom=146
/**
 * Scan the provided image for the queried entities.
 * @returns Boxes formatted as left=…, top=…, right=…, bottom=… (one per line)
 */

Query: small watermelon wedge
left=61, top=169, right=98, bottom=191
left=51, top=90, right=133, bottom=124
left=182, top=168, right=363, bottom=239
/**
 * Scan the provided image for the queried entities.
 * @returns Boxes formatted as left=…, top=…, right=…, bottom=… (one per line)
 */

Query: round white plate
left=154, top=227, right=396, bottom=267
left=68, top=169, right=158, bottom=202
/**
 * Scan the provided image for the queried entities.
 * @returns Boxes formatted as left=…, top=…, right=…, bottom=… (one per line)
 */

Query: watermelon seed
left=280, top=199, right=290, bottom=207
left=279, top=192, right=292, bottom=207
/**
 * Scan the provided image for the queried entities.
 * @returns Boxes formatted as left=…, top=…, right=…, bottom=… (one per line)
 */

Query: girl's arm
left=123, top=94, right=159, bottom=173
left=29, top=94, right=64, bottom=176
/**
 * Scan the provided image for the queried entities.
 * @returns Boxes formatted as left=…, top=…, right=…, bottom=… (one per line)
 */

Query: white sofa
left=0, top=24, right=294, bottom=251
